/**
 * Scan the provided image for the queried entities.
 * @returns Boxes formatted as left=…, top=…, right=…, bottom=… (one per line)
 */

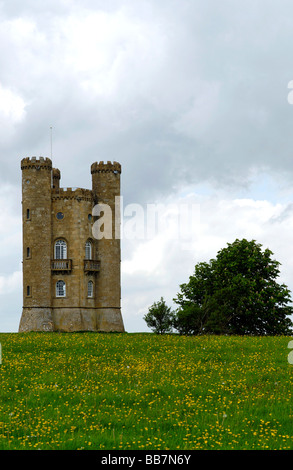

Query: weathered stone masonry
left=19, top=157, right=124, bottom=332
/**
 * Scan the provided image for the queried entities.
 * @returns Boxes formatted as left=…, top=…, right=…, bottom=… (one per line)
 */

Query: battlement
left=51, top=187, right=93, bottom=202
left=21, top=157, right=52, bottom=171
left=91, top=161, right=121, bottom=175
left=52, top=168, right=61, bottom=179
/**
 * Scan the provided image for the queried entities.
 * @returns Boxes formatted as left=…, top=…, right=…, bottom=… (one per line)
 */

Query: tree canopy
left=173, top=239, right=293, bottom=335
left=143, top=297, right=174, bottom=334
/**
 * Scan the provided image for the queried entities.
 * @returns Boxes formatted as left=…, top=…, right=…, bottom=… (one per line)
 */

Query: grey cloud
left=1, top=0, right=293, bottom=204
left=268, top=203, right=293, bottom=224
left=3, top=0, right=293, bottom=332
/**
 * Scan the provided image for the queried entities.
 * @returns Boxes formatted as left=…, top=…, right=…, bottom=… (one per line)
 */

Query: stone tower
left=19, top=157, right=124, bottom=333
left=91, top=162, right=122, bottom=331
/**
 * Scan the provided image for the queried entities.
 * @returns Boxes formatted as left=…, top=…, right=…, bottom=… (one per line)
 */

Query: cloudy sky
left=1, top=0, right=293, bottom=332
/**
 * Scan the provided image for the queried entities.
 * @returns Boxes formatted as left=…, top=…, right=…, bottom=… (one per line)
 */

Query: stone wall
left=19, top=157, right=124, bottom=333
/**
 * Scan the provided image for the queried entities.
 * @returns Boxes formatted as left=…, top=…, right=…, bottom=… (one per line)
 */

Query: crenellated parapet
left=52, top=168, right=61, bottom=190
left=91, top=161, right=121, bottom=175
left=21, top=156, right=52, bottom=171
left=52, top=168, right=61, bottom=180
left=51, top=187, right=93, bottom=202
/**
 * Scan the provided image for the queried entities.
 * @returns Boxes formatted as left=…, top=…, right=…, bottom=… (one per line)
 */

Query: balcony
left=84, top=259, right=100, bottom=273
left=51, top=259, right=72, bottom=272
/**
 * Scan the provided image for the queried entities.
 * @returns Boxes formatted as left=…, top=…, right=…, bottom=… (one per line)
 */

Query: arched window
left=85, top=240, right=92, bottom=260
left=55, top=240, right=67, bottom=259
left=56, top=280, right=66, bottom=297
left=87, top=280, right=94, bottom=298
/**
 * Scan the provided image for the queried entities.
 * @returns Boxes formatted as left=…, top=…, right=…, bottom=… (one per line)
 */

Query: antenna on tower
left=50, top=126, right=53, bottom=159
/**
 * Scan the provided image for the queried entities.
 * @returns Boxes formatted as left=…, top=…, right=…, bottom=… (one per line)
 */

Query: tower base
left=19, top=307, right=125, bottom=333
left=19, top=308, right=54, bottom=332
left=97, top=308, right=125, bottom=332
left=52, top=308, right=97, bottom=332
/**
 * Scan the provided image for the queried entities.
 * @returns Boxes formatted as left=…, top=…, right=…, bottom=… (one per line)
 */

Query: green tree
left=173, top=239, right=293, bottom=335
left=143, top=297, right=174, bottom=334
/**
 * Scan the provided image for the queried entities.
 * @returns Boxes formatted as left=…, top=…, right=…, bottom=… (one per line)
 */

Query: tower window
left=26, top=209, right=30, bottom=220
left=87, top=280, right=94, bottom=298
left=56, top=280, right=66, bottom=297
left=55, top=240, right=67, bottom=259
left=26, top=247, right=31, bottom=258
left=27, top=286, right=31, bottom=297
left=85, top=240, right=92, bottom=260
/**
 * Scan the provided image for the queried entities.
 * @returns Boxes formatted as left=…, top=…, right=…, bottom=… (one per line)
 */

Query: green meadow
left=0, top=332, right=292, bottom=450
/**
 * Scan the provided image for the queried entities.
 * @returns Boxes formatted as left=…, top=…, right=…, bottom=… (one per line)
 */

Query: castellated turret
left=91, top=161, right=122, bottom=331
left=19, top=157, right=124, bottom=333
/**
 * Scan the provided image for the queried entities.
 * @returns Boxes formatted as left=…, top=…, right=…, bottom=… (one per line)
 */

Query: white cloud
left=0, top=84, right=25, bottom=121
left=0, top=184, right=22, bottom=253
left=122, top=237, right=164, bottom=276
left=59, top=8, right=167, bottom=102
left=0, top=84, right=26, bottom=139
left=121, top=191, right=293, bottom=331
left=0, top=270, right=22, bottom=295
left=1, top=1, right=293, bottom=332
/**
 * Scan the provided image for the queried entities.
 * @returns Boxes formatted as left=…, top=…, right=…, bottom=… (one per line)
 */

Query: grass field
left=0, top=332, right=293, bottom=450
